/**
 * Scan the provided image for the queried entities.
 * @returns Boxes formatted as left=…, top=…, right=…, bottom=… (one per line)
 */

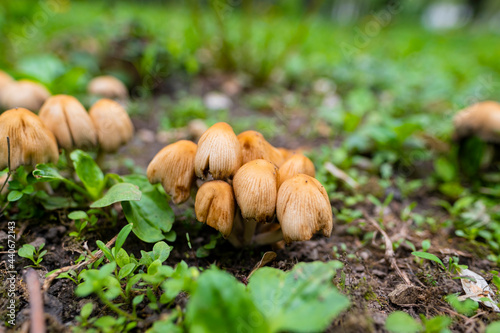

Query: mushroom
left=147, top=140, right=197, bottom=204
left=237, top=130, right=285, bottom=167
left=38, top=95, right=97, bottom=151
left=453, top=101, right=500, bottom=143
left=0, top=70, right=14, bottom=89
left=276, top=174, right=333, bottom=243
left=88, top=98, right=134, bottom=165
left=0, top=108, right=58, bottom=171
left=0, top=80, right=50, bottom=112
left=87, top=75, right=128, bottom=101
left=194, top=122, right=242, bottom=180
left=195, top=180, right=235, bottom=238
left=278, top=154, right=315, bottom=187
left=233, top=159, right=278, bottom=244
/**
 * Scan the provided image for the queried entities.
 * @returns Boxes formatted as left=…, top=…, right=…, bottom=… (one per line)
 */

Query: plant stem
left=97, top=290, right=135, bottom=320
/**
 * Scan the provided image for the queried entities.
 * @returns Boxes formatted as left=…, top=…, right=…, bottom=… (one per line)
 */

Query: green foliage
left=412, top=252, right=445, bottom=270
left=18, top=243, right=47, bottom=268
left=385, top=312, right=421, bottom=333
left=90, top=183, right=142, bottom=208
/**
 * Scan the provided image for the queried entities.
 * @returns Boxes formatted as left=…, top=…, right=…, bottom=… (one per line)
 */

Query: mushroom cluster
left=147, top=122, right=333, bottom=247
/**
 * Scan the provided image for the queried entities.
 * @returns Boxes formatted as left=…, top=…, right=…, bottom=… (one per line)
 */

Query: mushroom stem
left=252, top=228, right=284, bottom=246
left=226, top=230, right=243, bottom=248
left=226, top=207, right=244, bottom=247
left=242, top=219, right=258, bottom=246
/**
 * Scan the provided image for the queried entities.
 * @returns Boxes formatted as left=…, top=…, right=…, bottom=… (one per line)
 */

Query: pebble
left=203, top=92, right=232, bottom=110
left=29, top=237, right=46, bottom=248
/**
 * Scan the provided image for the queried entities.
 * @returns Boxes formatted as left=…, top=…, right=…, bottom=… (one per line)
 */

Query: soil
left=1, top=76, right=499, bottom=332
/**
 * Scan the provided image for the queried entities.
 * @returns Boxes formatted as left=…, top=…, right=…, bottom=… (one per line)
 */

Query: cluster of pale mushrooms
left=147, top=122, right=333, bottom=247
left=0, top=71, right=133, bottom=172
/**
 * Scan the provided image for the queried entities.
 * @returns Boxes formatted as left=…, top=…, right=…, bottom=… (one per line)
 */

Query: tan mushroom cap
left=0, top=80, right=50, bottom=111
left=233, top=159, right=278, bottom=223
left=453, top=101, right=500, bottom=143
left=277, top=174, right=333, bottom=243
left=39, top=95, right=97, bottom=150
left=194, top=122, right=242, bottom=180
left=0, top=108, right=58, bottom=170
left=237, top=130, right=286, bottom=167
left=278, top=154, right=315, bottom=188
left=87, top=75, right=128, bottom=100
left=89, top=98, right=134, bottom=153
left=195, top=180, right=235, bottom=237
left=147, top=140, right=197, bottom=204
left=0, top=70, right=14, bottom=89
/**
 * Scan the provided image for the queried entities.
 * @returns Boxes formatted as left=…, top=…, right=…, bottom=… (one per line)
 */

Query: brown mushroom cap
left=39, top=95, right=97, bottom=150
left=453, top=101, right=500, bottom=143
left=89, top=98, right=134, bottom=153
left=0, top=108, right=58, bottom=170
left=147, top=140, right=197, bottom=204
left=237, top=130, right=285, bottom=167
left=278, top=154, right=315, bottom=188
left=0, top=80, right=50, bottom=111
left=232, top=159, right=278, bottom=223
left=195, top=180, right=235, bottom=237
left=277, top=174, right=333, bottom=243
left=0, top=70, right=14, bottom=89
left=194, top=122, right=242, bottom=180
left=87, top=75, right=128, bottom=100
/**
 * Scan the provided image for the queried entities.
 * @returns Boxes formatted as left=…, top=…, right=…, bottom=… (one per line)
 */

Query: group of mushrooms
left=0, top=71, right=133, bottom=171
left=147, top=122, right=333, bottom=247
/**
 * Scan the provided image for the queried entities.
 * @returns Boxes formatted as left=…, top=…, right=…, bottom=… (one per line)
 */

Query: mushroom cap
left=277, top=174, right=333, bottom=243
left=453, top=101, right=500, bottom=143
left=237, top=130, right=286, bottom=167
left=89, top=98, right=134, bottom=153
left=0, top=108, right=59, bottom=170
left=194, top=122, right=242, bottom=180
left=0, top=80, right=50, bottom=111
left=147, top=140, right=197, bottom=204
left=0, top=70, right=14, bottom=89
left=195, top=180, right=235, bottom=237
left=233, top=159, right=278, bottom=223
left=87, top=75, right=128, bottom=100
left=278, top=154, right=315, bottom=188
left=39, top=95, right=97, bottom=150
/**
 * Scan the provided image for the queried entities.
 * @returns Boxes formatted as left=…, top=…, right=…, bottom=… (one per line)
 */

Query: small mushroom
left=147, top=140, right=197, bottom=204
left=87, top=75, right=128, bottom=101
left=453, top=101, right=500, bottom=143
left=195, top=180, right=235, bottom=237
left=39, top=95, right=97, bottom=151
left=0, top=70, right=14, bottom=89
left=0, top=80, right=50, bottom=111
left=194, top=122, right=242, bottom=180
left=237, top=130, right=285, bottom=167
left=0, top=108, right=58, bottom=170
left=89, top=98, right=134, bottom=164
left=277, top=174, right=333, bottom=243
left=278, top=154, right=315, bottom=187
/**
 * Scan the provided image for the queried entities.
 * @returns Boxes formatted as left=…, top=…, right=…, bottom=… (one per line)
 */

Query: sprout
left=39, top=95, right=97, bottom=151
left=0, top=108, right=58, bottom=171
left=147, top=140, right=197, bottom=204
left=194, top=122, right=242, bottom=180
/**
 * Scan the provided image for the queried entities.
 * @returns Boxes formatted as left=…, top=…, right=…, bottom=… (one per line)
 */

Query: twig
left=42, top=234, right=118, bottom=292
left=324, top=162, right=359, bottom=189
left=25, top=268, right=46, bottom=333
left=362, top=211, right=412, bottom=285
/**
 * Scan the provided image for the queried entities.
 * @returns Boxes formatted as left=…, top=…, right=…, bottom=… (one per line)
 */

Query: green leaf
left=118, top=263, right=136, bottom=280
left=486, top=321, right=500, bottom=333
left=71, top=150, right=104, bottom=200
left=434, top=157, right=456, bottom=182
left=93, top=316, right=117, bottom=328
left=115, top=248, right=131, bottom=268
left=96, top=240, right=114, bottom=262
left=421, top=315, right=451, bottom=332
left=90, top=183, right=142, bottom=208
left=248, top=261, right=349, bottom=332
left=152, top=241, right=172, bottom=263
left=385, top=312, right=421, bottom=333
left=68, top=211, right=89, bottom=220
left=114, top=224, right=134, bottom=257
left=445, top=294, right=478, bottom=317
left=412, top=251, right=445, bottom=269
left=33, top=164, right=66, bottom=181
left=7, top=190, right=23, bottom=202
left=80, top=303, right=93, bottom=319
left=18, top=244, right=35, bottom=259
left=185, top=267, right=271, bottom=333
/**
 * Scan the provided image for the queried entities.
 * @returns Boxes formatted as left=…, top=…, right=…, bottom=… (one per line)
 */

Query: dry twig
left=25, top=268, right=46, bottom=333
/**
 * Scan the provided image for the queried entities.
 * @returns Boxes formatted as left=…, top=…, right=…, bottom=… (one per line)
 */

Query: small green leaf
left=96, top=241, right=114, bottom=262
left=80, top=303, right=93, bottom=319
left=434, top=157, right=456, bottom=182
left=7, top=190, right=23, bottom=202
left=68, top=211, right=89, bottom=220
left=90, top=183, right=142, bottom=208
left=152, top=241, right=172, bottom=263
left=71, top=150, right=104, bottom=200
left=33, top=164, right=66, bottom=181
left=114, top=224, right=133, bottom=256
left=118, top=263, right=136, bottom=279
left=385, top=311, right=421, bottom=333
left=93, top=316, right=117, bottom=328
left=115, top=248, right=131, bottom=268
left=412, top=251, right=445, bottom=269
left=18, top=244, right=35, bottom=259
left=486, top=321, right=500, bottom=333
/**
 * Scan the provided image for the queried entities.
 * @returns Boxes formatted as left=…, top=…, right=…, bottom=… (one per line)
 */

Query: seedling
left=18, top=243, right=47, bottom=268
